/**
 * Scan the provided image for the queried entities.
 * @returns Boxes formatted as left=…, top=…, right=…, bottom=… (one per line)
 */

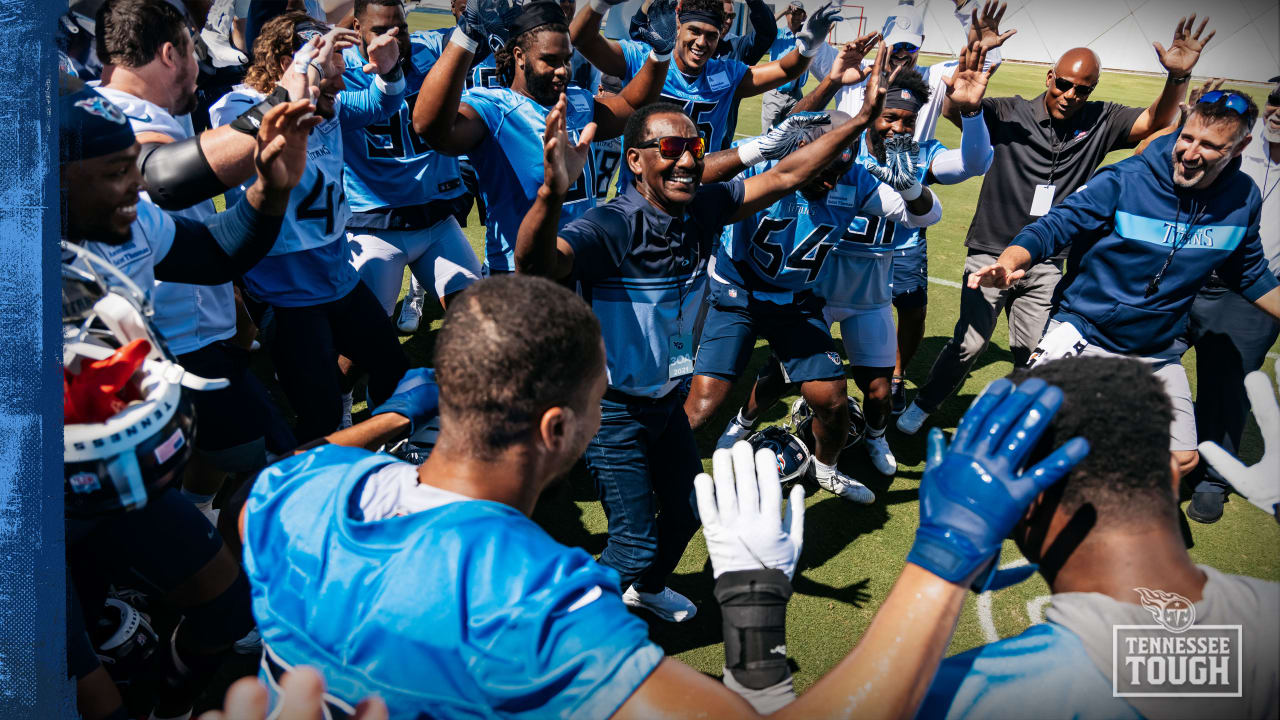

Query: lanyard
left=667, top=218, right=699, bottom=333
left=1144, top=198, right=1209, bottom=298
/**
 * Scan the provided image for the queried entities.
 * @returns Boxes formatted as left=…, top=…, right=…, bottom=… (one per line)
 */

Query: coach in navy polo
left=517, top=77, right=892, bottom=621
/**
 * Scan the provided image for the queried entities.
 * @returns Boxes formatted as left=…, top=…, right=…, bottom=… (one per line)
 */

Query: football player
left=413, top=0, right=670, bottom=275
left=208, top=12, right=410, bottom=443
left=341, top=0, right=484, bottom=337
left=570, top=0, right=837, bottom=174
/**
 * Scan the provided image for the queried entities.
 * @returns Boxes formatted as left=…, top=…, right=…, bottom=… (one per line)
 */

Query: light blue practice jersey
left=856, top=135, right=947, bottom=251
left=341, top=30, right=465, bottom=212
left=460, top=85, right=597, bottom=271
left=244, top=446, right=664, bottom=720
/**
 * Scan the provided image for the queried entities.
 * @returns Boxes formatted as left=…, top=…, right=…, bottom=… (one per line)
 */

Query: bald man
left=897, top=16, right=1215, bottom=436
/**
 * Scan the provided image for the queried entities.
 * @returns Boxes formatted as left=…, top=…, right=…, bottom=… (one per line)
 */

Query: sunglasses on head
left=1197, top=90, right=1251, bottom=115
left=892, top=42, right=919, bottom=54
left=635, top=135, right=707, bottom=160
left=1051, top=73, right=1095, bottom=97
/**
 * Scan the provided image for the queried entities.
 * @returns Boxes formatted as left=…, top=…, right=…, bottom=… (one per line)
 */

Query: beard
left=525, top=67, right=561, bottom=106
left=868, top=128, right=888, bottom=164
left=1171, top=149, right=1230, bottom=189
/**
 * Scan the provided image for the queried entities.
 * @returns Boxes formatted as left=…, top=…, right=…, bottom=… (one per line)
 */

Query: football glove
left=866, top=133, right=924, bottom=199
left=737, top=111, right=831, bottom=166
left=795, top=1, right=842, bottom=57
left=1199, top=366, right=1280, bottom=522
left=458, top=0, right=520, bottom=54
left=631, top=0, right=677, bottom=56
left=370, top=368, right=440, bottom=434
left=695, top=441, right=806, bottom=579
left=906, top=378, right=1090, bottom=589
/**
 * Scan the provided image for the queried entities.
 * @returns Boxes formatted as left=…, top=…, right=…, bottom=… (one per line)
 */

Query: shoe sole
left=623, top=600, right=696, bottom=622
left=1186, top=506, right=1222, bottom=524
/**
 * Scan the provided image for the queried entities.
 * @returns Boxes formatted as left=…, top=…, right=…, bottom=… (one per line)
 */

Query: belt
left=603, top=387, right=679, bottom=406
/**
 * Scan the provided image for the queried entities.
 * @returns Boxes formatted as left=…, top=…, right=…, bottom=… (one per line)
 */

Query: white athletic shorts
left=347, top=216, right=481, bottom=315
left=1030, top=319, right=1196, bottom=452
left=823, top=303, right=897, bottom=368
left=818, top=252, right=896, bottom=368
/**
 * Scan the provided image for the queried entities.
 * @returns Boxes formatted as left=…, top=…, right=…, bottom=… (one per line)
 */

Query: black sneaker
left=890, top=377, right=907, bottom=416
left=1187, top=491, right=1225, bottom=524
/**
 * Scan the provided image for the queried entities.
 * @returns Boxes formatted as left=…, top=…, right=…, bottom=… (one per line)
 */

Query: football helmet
left=385, top=415, right=441, bottom=465
left=62, top=242, right=226, bottom=517
left=92, top=596, right=159, bottom=683
left=746, top=425, right=813, bottom=487
left=789, top=395, right=867, bottom=450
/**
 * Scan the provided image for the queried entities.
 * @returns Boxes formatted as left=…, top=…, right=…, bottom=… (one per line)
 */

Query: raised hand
left=254, top=100, right=324, bottom=193
left=541, top=93, right=597, bottom=197
left=866, top=134, right=921, bottom=192
left=828, top=32, right=879, bottom=86
left=795, top=1, right=843, bottom=57
left=1154, top=14, right=1214, bottom=78
left=967, top=0, right=1016, bottom=52
left=633, top=0, right=677, bottom=55
left=362, top=26, right=403, bottom=75
left=694, top=441, right=806, bottom=579
left=941, top=40, right=993, bottom=113
left=758, top=112, right=831, bottom=160
left=855, top=39, right=900, bottom=125
left=1198, top=366, right=1280, bottom=520
left=315, top=26, right=360, bottom=74
left=906, top=377, right=1090, bottom=587
left=281, top=35, right=322, bottom=102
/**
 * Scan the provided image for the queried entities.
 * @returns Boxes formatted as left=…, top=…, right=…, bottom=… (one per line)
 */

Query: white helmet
left=62, top=242, right=226, bottom=517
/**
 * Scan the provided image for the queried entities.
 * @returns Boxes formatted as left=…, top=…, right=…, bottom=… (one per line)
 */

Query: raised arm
left=591, top=0, right=675, bottom=139
left=788, top=33, right=877, bottom=115
left=515, top=93, right=594, bottom=279
left=1128, top=14, right=1213, bottom=143
left=734, top=1, right=843, bottom=99
left=570, top=1, right=630, bottom=78
left=928, top=40, right=995, bottom=184
left=336, top=26, right=409, bottom=128
left=410, top=33, right=491, bottom=155
left=942, top=1, right=1016, bottom=127
left=701, top=112, right=833, bottom=183
left=734, top=0, right=779, bottom=66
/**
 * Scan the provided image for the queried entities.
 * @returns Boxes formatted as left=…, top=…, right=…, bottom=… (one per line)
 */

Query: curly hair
left=887, top=68, right=932, bottom=105
left=494, top=24, right=569, bottom=87
left=244, top=11, right=318, bottom=95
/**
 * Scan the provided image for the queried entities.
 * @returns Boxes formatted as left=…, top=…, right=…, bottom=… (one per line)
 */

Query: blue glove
left=906, top=377, right=1090, bottom=588
left=459, top=0, right=519, bottom=54
left=631, top=0, right=677, bottom=56
left=370, top=368, right=440, bottom=434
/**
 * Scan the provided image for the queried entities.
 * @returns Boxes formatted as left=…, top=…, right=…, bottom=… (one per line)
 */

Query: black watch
left=960, top=106, right=982, bottom=118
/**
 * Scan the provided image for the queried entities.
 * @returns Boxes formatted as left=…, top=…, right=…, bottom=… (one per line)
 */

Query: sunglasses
left=1051, top=73, right=1095, bottom=97
left=635, top=135, right=707, bottom=160
left=1197, top=90, right=1251, bottom=115
left=892, top=42, right=919, bottom=54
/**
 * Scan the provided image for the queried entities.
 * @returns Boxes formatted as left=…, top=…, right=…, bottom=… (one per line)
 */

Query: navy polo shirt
left=560, top=180, right=746, bottom=398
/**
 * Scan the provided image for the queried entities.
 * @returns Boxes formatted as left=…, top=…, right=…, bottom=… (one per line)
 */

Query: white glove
left=866, top=134, right=923, bottom=200
left=795, top=2, right=843, bottom=57
left=737, top=112, right=832, bottom=166
left=1198, top=364, right=1280, bottom=519
left=694, top=441, right=806, bottom=579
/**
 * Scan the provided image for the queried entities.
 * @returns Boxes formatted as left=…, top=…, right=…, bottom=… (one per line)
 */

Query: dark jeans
left=1186, top=285, right=1280, bottom=494
left=270, top=282, right=408, bottom=443
left=584, top=391, right=702, bottom=593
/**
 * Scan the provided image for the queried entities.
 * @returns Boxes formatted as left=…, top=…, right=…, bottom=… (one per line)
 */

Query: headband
left=509, top=1, right=568, bottom=38
left=884, top=85, right=924, bottom=114
left=678, top=10, right=723, bottom=28
left=61, top=87, right=136, bottom=164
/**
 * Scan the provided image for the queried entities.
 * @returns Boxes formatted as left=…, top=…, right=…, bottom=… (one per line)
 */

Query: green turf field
left=357, top=10, right=1280, bottom=690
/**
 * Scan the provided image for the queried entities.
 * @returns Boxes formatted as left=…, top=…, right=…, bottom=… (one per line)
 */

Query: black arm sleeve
left=153, top=197, right=283, bottom=284
left=137, top=137, right=232, bottom=211
left=742, top=0, right=778, bottom=66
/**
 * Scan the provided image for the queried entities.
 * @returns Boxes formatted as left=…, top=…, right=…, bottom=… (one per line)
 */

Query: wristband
left=799, top=40, right=825, bottom=58
left=229, top=86, right=291, bottom=136
left=715, top=569, right=792, bottom=691
left=737, top=140, right=765, bottom=167
left=374, top=71, right=406, bottom=95
left=379, top=64, right=404, bottom=84
left=899, top=181, right=923, bottom=201
left=649, top=49, right=672, bottom=63
left=589, top=0, right=611, bottom=12
left=960, top=107, right=982, bottom=119
left=1168, top=73, right=1191, bottom=84
left=449, top=26, right=480, bottom=53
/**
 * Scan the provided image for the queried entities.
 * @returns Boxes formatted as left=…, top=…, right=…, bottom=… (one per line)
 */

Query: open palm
left=254, top=101, right=322, bottom=192
left=943, top=41, right=992, bottom=112
left=1154, top=14, right=1214, bottom=77
left=541, top=93, right=596, bottom=197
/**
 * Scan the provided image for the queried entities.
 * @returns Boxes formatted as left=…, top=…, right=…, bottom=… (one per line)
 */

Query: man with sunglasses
left=966, top=92, right=1280, bottom=482
left=1183, top=79, right=1280, bottom=523
left=514, top=58, right=893, bottom=622
left=899, top=15, right=1215, bottom=437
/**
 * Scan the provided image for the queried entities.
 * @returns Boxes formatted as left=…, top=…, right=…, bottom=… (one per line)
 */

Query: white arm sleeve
left=929, top=111, right=994, bottom=184
left=863, top=184, right=943, bottom=229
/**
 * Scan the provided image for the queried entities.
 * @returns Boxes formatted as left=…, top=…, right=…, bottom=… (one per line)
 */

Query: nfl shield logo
left=69, top=472, right=101, bottom=494
left=728, top=288, right=738, bottom=298
left=901, top=90, right=911, bottom=100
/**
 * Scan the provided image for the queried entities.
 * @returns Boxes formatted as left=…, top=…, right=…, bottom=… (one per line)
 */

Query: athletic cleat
left=622, top=585, right=697, bottom=622
left=716, top=413, right=755, bottom=450
left=232, top=628, right=262, bottom=655
left=890, top=377, right=907, bottom=415
left=896, top=401, right=929, bottom=435
left=396, top=288, right=425, bottom=334
left=340, top=391, right=353, bottom=430
left=865, top=433, right=897, bottom=475
left=815, top=469, right=875, bottom=504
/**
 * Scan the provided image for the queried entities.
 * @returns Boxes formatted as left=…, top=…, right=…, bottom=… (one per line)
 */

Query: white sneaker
left=396, top=286, right=425, bottom=334
left=622, top=585, right=697, bottom=622
left=864, top=432, right=897, bottom=475
left=816, top=469, right=876, bottom=504
left=896, top=401, right=929, bottom=435
left=340, top=391, right=353, bottom=430
left=716, top=412, right=755, bottom=450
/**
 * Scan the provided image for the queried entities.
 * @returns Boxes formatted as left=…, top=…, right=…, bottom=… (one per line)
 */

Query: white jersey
left=201, top=0, right=251, bottom=68
left=94, top=86, right=236, bottom=356
left=1241, top=118, right=1280, bottom=276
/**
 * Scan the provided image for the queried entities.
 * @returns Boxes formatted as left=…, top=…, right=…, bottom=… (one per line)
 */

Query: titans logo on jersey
left=716, top=157, right=884, bottom=294
left=615, top=39, right=751, bottom=189
left=341, top=31, right=465, bottom=212
left=855, top=136, right=947, bottom=252
left=460, top=85, right=598, bottom=272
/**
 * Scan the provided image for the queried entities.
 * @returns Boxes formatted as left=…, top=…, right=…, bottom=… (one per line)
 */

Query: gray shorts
left=1031, top=320, right=1197, bottom=451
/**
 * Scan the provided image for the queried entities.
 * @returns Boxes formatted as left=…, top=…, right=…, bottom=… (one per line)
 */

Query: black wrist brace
left=715, top=569, right=793, bottom=690
left=229, top=85, right=291, bottom=136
